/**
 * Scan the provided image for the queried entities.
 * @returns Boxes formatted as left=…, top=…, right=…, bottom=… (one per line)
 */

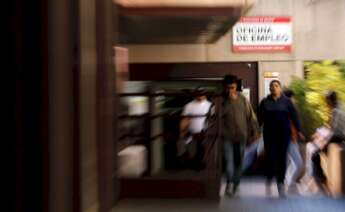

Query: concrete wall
left=116, top=0, right=256, bottom=7
left=124, top=0, right=345, bottom=99
left=126, top=0, right=345, bottom=62
left=294, top=0, right=345, bottom=60
left=126, top=44, right=208, bottom=63
left=258, top=60, right=303, bottom=99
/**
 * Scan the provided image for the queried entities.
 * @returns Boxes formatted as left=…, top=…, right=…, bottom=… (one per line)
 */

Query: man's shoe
left=232, top=183, right=239, bottom=195
left=287, top=183, right=299, bottom=195
left=225, top=183, right=233, bottom=197
left=277, top=183, right=286, bottom=198
left=266, top=180, right=272, bottom=196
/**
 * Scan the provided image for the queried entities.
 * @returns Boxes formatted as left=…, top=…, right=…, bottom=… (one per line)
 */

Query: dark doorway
left=129, top=62, right=259, bottom=109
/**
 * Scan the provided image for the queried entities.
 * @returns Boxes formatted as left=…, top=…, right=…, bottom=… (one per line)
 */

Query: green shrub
left=288, top=60, right=345, bottom=140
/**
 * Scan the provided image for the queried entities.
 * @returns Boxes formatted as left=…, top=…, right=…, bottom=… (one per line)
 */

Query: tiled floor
left=113, top=177, right=345, bottom=212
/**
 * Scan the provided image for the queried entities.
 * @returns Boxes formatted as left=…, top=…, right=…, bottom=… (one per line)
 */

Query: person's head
left=325, top=91, right=338, bottom=108
left=269, top=80, right=282, bottom=97
left=195, top=87, right=207, bottom=101
left=283, top=89, right=294, bottom=99
left=223, top=75, right=238, bottom=97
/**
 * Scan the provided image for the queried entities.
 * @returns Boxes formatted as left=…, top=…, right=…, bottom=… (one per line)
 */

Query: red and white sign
left=232, top=16, right=292, bottom=53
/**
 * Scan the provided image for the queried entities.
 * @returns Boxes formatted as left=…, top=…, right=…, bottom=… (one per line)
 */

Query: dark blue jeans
left=223, top=141, right=245, bottom=185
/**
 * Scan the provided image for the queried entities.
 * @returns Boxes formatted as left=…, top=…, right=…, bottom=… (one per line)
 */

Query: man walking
left=179, top=87, right=212, bottom=170
left=221, top=75, right=259, bottom=196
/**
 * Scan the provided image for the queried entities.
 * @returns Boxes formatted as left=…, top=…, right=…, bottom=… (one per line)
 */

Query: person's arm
left=287, top=99, right=305, bottom=141
left=244, top=97, right=260, bottom=140
left=180, top=117, right=190, bottom=138
left=180, top=104, right=191, bottom=138
left=330, top=108, right=345, bottom=140
left=257, top=99, right=265, bottom=128
left=329, top=108, right=337, bottom=128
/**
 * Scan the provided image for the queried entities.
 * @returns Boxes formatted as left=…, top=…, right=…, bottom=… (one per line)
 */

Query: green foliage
left=289, top=77, right=323, bottom=139
left=336, top=60, right=345, bottom=78
left=289, top=60, right=345, bottom=139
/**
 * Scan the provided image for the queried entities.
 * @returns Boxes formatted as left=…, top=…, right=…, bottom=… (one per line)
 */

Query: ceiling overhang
left=115, top=0, right=256, bottom=44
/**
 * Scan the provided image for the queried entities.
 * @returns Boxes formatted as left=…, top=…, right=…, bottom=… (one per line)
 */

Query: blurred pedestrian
left=258, top=80, right=304, bottom=197
left=283, top=89, right=304, bottom=194
left=325, top=91, right=345, bottom=144
left=179, top=87, right=211, bottom=170
left=221, top=75, right=259, bottom=196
